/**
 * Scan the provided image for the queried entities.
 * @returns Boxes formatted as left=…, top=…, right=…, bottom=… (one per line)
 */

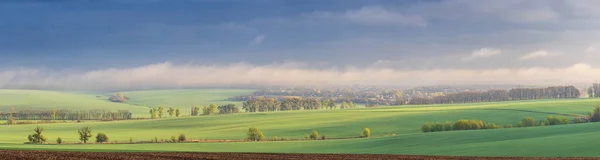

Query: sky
left=1, top=0, right=600, bottom=90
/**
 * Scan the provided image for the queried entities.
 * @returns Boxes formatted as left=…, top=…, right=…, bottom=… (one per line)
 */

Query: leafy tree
left=51, top=110, right=57, bottom=120
left=56, top=137, right=63, bottom=144
left=130, top=137, right=133, bottom=143
left=247, top=127, right=265, bottom=141
left=202, top=106, right=210, bottom=115
left=362, top=128, right=371, bottom=138
left=178, top=134, right=186, bottom=142
left=167, top=107, right=175, bottom=118
left=29, top=126, right=47, bottom=144
left=175, top=109, right=180, bottom=117
left=150, top=108, right=157, bottom=119
left=309, top=130, right=319, bottom=140
left=209, top=104, right=218, bottom=115
left=78, top=126, right=93, bottom=143
left=96, top=133, right=109, bottom=143
left=191, top=105, right=200, bottom=116
left=340, top=102, right=348, bottom=109
left=158, top=106, right=165, bottom=119
left=8, top=107, right=15, bottom=125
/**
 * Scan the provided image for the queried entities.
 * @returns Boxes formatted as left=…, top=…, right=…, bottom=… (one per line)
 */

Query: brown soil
left=0, top=150, right=598, bottom=160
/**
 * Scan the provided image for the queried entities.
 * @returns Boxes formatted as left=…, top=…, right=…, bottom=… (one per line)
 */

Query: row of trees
left=149, top=107, right=180, bottom=119
left=2, top=109, right=132, bottom=121
left=409, top=86, right=580, bottom=105
left=422, top=119, right=501, bottom=132
left=588, top=84, right=600, bottom=98
left=190, top=104, right=239, bottom=116
left=422, top=114, right=586, bottom=133
left=26, top=126, right=109, bottom=144
left=242, top=97, right=355, bottom=112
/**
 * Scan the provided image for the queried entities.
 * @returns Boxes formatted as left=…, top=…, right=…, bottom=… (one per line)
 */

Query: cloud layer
left=1, top=61, right=598, bottom=91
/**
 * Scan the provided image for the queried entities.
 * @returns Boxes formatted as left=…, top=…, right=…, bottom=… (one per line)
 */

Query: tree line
left=242, top=97, right=356, bottom=112
left=1, top=109, right=132, bottom=121
left=409, top=86, right=580, bottom=105
left=189, top=104, right=239, bottom=116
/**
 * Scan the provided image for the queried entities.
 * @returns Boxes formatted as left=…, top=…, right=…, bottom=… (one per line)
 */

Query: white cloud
left=520, top=50, right=551, bottom=60
left=462, top=48, right=502, bottom=61
left=250, top=35, right=267, bottom=45
left=310, top=6, right=426, bottom=27
left=585, top=46, right=597, bottom=54
left=2, top=61, right=600, bottom=90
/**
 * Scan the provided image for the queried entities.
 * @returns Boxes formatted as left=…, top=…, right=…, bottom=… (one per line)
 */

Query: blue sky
left=1, top=0, right=600, bottom=90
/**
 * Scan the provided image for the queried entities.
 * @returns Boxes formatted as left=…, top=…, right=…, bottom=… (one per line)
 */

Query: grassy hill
left=1, top=97, right=600, bottom=156
left=119, top=89, right=254, bottom=114
left=0, top=90, right=150, bottom=116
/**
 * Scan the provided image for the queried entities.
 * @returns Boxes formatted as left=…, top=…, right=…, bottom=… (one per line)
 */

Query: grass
left=0, top=90, right=150, bottom=117
left=119, top=89, right=254, bottom=114
left=2, top=89, right=600, bottom=156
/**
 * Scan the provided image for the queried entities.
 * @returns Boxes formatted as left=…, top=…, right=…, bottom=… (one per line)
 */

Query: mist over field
left=0, top=62, right=597, bottom=90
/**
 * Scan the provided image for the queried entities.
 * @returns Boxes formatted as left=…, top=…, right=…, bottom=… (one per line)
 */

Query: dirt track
left=1, top=150, right=598, bottom=160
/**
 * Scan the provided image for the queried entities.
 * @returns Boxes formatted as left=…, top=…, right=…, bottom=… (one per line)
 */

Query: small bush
left=431, top=122, right=444, bottom=132
left=56, top=137, right=63, bottom=144
left=305, top=134, right=309, bottom=140
left=309, top=130, right=319, bottom=140
left=95, top=133, right=109, bottom=143
left=573, top=117, right=587, bottom=124
left=443, top=122, right=453, bottom=131
left=362, top=128, right=371, bottom=137
left=178, top=134, right=186, bottom=142
left=546, top=116, right=569, bottom=125
left=421, top=123, right=431, bottom=133
left=273, top=136, right=278, bottom=141
left=171, top=136, right=177, bottom=142
left=504, top=124, right=513, bottom=128
left=520, top=116, right=536, bottom=127
left=129, top=137, right=133, bottom=143
left=321, top=135, right=325, bottom=140
left=247, top=127, right=265, bottom=141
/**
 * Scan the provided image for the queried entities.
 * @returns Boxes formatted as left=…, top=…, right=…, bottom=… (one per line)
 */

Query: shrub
left=520, top=116, right=536, bottom=127
left=546, top=116, right=569, bottom=125
left=443, top=122, right=453, bottom=131
left=56, top=137, right=63, bottom=144
left=305, top=134, right=309, bottom=140
left=573, top=117, right=587, bottom=124
left=517, top=122, right=524, bottom=128
left=454, top=119, right=483, bottom=130
left=539, top=121, right=545, bottom=126
left=321, top=135, right=326, bottom=140
left=171, top=136, right=177, bottom=142
left=309, top=130, right=319, bottom=140
left=178, top=134, right=186, bottom=142
left=247, top=127, right=265, bottom=141
left=362, top=128, right=371, bottom=138
left=421, top=123, right=431, bottom=132
left=504, top=124, right=513, bottom=128
left=154, top=136, right=158, bottom=143
left=95, top=133, right=109, bottom=143
left=273, top=136, right=278, bottom=141
left=129, top=137, right=133, bottom=143
left=431, top=122, right=444, bottom=132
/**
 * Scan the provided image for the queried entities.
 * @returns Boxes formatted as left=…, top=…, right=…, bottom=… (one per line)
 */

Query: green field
left=119, top=89, right=254, bottom=115
left=1, top=89, right=600, bottom=157
left=0, top=90, right=150, bottom=116
left=0, top=89, right=253, bottom=118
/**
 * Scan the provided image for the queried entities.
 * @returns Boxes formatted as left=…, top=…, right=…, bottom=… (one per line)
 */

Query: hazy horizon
left=2, top=0, right=600, bottom=90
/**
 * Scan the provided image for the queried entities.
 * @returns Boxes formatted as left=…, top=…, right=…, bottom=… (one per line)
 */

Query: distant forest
left=229, top=85, right=585, bottom=106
